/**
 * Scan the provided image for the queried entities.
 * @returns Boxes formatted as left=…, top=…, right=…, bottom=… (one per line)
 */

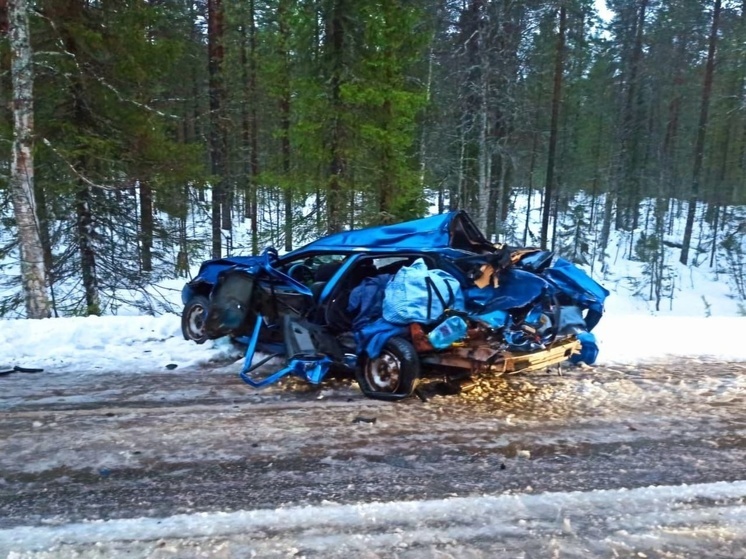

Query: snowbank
left=1, top=311, right=743, bottom=374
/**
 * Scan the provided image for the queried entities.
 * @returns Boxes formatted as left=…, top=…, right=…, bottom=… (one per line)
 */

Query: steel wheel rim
left=187, top=304, right=206, bottom=337
left=364, top=350, right=401, bottom=392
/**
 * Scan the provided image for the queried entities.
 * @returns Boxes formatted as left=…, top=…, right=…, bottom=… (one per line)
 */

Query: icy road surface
left=1, top=359, right=745, bottom=558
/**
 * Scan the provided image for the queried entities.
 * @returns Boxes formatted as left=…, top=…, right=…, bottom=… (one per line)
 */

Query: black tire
left=181, top=295, right=210, bottom=344
left=356, top=337, right=420, bottom=401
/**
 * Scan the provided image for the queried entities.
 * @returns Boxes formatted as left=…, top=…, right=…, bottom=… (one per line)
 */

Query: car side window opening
left=336, top=254, right=438, bottom=297
left=282, top=253, right=348, bottom=285
left=372, top=255, right=437, bottom=275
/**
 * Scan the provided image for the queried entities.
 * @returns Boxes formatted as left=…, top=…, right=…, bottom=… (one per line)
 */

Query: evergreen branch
left=93, top=75, right=178, bottom=120
left=41, top=138, right=126, bottom=192
left=32, top=8, right=178, bottom=120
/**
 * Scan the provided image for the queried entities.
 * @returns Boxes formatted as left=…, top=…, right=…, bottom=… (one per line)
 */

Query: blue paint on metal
left=238, top=314, right=265, bottom=382
left=287, top=210, right=489, bottom=254
left=318, top=253, right=363, bottom=304
left=238, top=314, right=333, bottom=388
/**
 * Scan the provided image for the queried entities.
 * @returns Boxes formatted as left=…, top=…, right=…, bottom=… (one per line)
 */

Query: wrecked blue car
left=181, top=211, right=608, bottom=400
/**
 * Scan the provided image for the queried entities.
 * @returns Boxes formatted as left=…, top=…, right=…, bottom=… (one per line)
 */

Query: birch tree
left=8, top=0, right=50, bottom=319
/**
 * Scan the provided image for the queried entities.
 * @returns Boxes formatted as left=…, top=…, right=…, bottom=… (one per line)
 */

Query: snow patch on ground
left=0, top=315, right=241, bottom=373
left=594, top=315, right=746, bottom=363
left=3, top=480, right=746, bottom=556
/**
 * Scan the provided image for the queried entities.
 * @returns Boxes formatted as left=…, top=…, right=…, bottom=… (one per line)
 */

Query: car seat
left=309, top=261, right=344, bottom=302
left=324, top=260, right=377, bottom=333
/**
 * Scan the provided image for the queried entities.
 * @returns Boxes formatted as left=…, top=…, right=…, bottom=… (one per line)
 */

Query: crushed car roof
left=291, top=210, right=492, bottom=254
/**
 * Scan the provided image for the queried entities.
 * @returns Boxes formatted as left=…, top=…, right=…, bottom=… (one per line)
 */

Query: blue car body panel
left=543, top=258, right=609, bottom=330
left=182, top=256, right=262, bottom=304
left=183, top=210, right=488, bottom=304
left=197, top=256, right=262, bottom=283
left=465, top=268, right=552, bottom=312
left=288, top=211, right=481, bottom=254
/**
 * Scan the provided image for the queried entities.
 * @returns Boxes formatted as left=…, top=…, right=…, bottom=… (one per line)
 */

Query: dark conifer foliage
left=0, top=0, right=744, bottom=316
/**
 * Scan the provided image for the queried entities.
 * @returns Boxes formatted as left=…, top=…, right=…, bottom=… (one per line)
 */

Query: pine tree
left=540, top=3, right=566, bottom=250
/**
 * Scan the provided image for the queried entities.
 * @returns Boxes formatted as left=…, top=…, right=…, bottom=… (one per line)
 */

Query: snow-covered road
left=1, top=359, right=745, bottom=558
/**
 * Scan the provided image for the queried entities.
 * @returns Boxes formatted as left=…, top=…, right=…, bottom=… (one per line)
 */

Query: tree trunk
left=419, top=42, right=434, bottom=192
left=139, top=180, right=153, bottom=272
left=76, top=186, right=100, bottom=315
left=240, top=19, right=251, bottom=220
left=34, top=181, right=55, bottom=314
left=622, top=0, right=648, bottom=231
left=176, top=184, right=189, bottom=279
left=662, top=38, right=686, bottom=212
left=208, top=0, right=226, bottom=258
left=523, top=126, right=538, bottom=246
left=500, top=157, right=512, bottom=224
left=600, top=192, right=614, bottom=263
left=188, top=0, right=203, bottom=202
left=378, top=98, right=395, bottom=222
left=278, top=0, right=293, bottom=251
left=8, top=0, right=49, bottom=318
left=680, top=0, right=721, bottom=265
left=540, top=4, right=566, bottom=250
left=452, top=121, right=466, bottom=211
left=487, top=155, right=500, bottom=240
left=248, top=0, right=259, bottom=255
left=58, top=0, right=100, bottom=315
left=325, top=0, right=346, bottom=234
left=476, top=0, right=490, bottom=234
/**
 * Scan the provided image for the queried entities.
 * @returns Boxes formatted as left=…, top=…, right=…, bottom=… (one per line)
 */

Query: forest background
left=1, top=0, right=745, bottom=319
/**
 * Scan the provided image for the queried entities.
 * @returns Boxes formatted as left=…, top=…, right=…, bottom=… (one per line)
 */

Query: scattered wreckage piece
left=419, top=337, right=582, bottom=375
left=180, top=210, right=608, bottom=401
left=0, top=365, right=45, bottom=376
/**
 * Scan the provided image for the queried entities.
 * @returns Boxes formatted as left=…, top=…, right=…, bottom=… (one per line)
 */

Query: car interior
left=322, top=254, right=437, bottom=334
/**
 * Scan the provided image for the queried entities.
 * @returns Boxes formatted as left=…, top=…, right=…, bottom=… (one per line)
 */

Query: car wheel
left=356, top=337, right=420, bottom=400
left=182, top=295, right=210, bottom=344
